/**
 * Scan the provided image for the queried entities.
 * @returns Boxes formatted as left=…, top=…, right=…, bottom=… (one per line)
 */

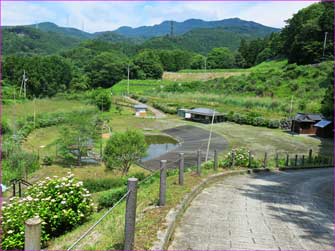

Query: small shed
left=291, top=113, right=323, bottom=134
left=314, top=120, right=333, bottom=138
left=134, top=104, right=148, bottom=117
left=183, top=108, right=225, bottom=124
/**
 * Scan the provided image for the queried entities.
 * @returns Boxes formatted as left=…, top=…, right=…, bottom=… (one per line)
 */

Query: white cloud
left=2, top=1, right=318, bottom=32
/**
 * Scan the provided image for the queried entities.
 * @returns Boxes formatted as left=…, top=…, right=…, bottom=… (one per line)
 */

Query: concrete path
left=142, top=125, right=228, bottom=170
left=169, top=168, right=334, bottom=250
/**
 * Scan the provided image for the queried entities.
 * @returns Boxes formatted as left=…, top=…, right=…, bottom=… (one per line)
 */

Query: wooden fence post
left=275, top=152, right=279, bottom=168
left=25, top=216, right=41, bottom=251
left=263, top=152, right=268, bottom=168
left=309, top=149, right=313, bottom=163
left=214, top=149, right=218, bottom=171
left=124, top=178, right=138, bottom=251
left=248, top=151, right=252, bottom=168
left=302, top=155, right=305, bottom=166
left=179, top=153, right=184, bottom=185
left=159, top=160, right=167, bottom=206
left=197, top=150, right=202, bottom=175
left=294, top=155, right=298, bottom=166
left=231, top=150, right=235, bottom=168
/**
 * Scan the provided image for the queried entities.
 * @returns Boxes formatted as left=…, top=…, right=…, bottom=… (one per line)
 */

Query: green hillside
left=3, top=26, right=82, bottom=55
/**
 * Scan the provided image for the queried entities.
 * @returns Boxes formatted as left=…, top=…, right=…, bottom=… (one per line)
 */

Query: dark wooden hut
left=291, top=113, right=323, bottom=134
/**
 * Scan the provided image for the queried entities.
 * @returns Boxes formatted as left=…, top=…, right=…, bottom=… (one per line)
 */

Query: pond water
left=142, top=135, right=179, bottom=161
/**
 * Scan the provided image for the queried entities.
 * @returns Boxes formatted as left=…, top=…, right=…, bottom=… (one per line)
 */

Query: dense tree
left=103, top=130, right=147, bottom=174
left=86, top=52, right=128, bottom=88
left=190, top=54, right=206, bottom=69
left=95, top=92, right=112, bottom=111
left=281, top=1, right=334, bottom=64
left=207, top=47, right=235, bottom=69
left=3, top=55, right=72, bottom=98
left=133, top=50, right=163, bottom=79
left=321, top=72, right=334, bottom=120
left=157, top=49, right=192, bottom=71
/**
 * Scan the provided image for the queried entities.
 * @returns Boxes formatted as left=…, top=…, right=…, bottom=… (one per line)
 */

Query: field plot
left=163, top=71, right=248, bottom=82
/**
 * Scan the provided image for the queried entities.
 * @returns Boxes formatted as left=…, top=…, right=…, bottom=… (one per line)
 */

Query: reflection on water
left=142, top=135, right=179, bottom=161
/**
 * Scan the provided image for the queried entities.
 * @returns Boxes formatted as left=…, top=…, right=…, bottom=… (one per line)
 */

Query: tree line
left=3, top=1, right=333, bottom=99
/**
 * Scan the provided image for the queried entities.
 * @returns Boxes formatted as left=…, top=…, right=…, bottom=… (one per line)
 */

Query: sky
left=2, top=1, right=317, bottom=33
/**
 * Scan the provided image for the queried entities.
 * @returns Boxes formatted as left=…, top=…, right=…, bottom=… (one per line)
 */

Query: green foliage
left=3, top=26, right=81, bottom=56
left=2, top=118, right=11, bottom=135
left=133, top=50, right=163, bottom=79
left=207, top=47, right=235, bottom=69
left=86, top=51, right=128, bottom=88
left=1, top=174, right=93, bottom=250
left=42, top=155, right=53, bottom=166
left=190, top=54, right=206, bottom=69
left=83, top=178, right=127, bottom=193
left=2, top=145, right=40, bottom=185
left=152, top=102, right=177, bottom=114
left=103, top=130, right=148, bottom=174
left=321, top=71, right=334, bottom=120
left=97, top=187, right=127, bottom=210
left=281, top=2, right=334, bottom=64
left=57, top=114, right=99, bottom=166
left=157, top=49, right=192, bottom=71
left=95, top=92, right=112, bottom=111
left=3, top=55, right=72, bottom=98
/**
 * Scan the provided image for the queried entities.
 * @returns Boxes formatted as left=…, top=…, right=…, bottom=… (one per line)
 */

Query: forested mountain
left=3, top=18, right=278, bottom=56
left=140, top=26, right=268, bottom=54
left=3, top=26, right=82, bottom=55
left=114, top=18, right=279, bottom=38
left=27, top=22, right=93, bottom=39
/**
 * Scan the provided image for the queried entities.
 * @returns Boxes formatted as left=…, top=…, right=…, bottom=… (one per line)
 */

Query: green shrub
left=202, top=161, right=214, bottom=169
left=97, top=187, right=127, bottom=210
left=83, top=177, right=127, bottom=193
left=267, top=120, right=280, bottom=128
left=42, top=156, right=53, bottom=166
left=1, top=174, right=93, bottom=250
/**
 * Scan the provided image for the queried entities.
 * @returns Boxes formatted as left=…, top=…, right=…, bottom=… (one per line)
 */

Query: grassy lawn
left=3, top=98, right=95, bottom=125
left=184, top=120, right=333, bottom=157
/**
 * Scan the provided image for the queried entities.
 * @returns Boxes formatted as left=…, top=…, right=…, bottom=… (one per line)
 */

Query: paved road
left=142, top=125, right=228, bottom=170
left=169, top=168, right=334, bottom=250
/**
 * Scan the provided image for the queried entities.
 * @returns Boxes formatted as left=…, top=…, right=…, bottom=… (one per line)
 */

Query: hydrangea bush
left=220, top=148, right=251, bottom=168
left=1, top=173, right=94, bottom=250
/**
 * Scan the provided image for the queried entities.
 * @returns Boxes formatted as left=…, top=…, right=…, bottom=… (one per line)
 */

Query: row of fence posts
left=22, top=148, right=332, bottom=250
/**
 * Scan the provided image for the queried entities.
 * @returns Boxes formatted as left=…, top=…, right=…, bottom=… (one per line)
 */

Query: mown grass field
left=163, top=71, right=248, bottom=82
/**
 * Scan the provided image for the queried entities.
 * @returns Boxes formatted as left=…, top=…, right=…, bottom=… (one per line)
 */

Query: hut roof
left=189, top=108, right=220, bottom=116
left=134, top=104, right=148, bottom=109
left=314, top=120, right=332, bottom=128
left=293, top=113, right=323, bottom=122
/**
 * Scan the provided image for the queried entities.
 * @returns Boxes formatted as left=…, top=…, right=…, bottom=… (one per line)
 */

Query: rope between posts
left=67, top=190, right=130, bottom=251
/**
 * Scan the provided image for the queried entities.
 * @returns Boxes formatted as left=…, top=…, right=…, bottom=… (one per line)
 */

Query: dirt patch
left=163, top=71, right=248, bottom=82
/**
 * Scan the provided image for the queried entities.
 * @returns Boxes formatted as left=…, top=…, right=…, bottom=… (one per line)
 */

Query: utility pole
left=205, top=110, right=215, bottom=162
left=20, top=70, right=28, bottom=99
left=127, top=63, right=130, bottom=96
left=33, top=97, right=36, bottom=129
left=322, top=31, right=328, bottom=60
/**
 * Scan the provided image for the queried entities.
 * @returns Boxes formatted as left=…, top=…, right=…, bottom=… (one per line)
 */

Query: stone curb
left=151, top=165, right=333, bottom=250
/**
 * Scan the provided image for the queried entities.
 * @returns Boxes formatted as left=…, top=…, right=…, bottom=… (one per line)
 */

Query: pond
left=142, top=134, right=180, bottom=161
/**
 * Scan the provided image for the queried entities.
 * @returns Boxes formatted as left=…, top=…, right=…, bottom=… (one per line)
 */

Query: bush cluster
left=224, top=111, right=281, bottom=129
left=97, top=187, right=127, bottom=210
left=220, top=148, right=250, bottom=168
left=152, top=102, right=176, bottom=114
left=1, top=174, right=94, bottom=250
